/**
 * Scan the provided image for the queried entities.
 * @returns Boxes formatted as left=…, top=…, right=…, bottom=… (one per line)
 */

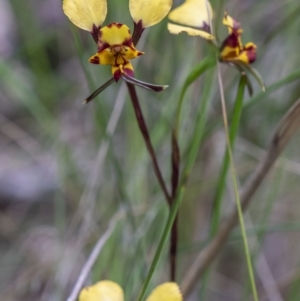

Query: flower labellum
left=89, top=23, right=144, bottom=81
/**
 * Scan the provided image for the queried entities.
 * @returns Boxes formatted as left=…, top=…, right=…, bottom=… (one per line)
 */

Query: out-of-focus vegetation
left=1, top=0, right=300, bottom=300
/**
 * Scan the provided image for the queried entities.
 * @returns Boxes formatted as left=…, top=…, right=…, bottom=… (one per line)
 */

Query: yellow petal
left=99, top=23, right=132, bottom=47
left=222, top=12, right=243, bottom=34
left=168, top=0, right=213, bottom=28
left=220, top=45, right=240, bottom=61
left=89, top=50, right=114, bottom=65
left=79, top=281, right=124, bottom=301
left=129, top=0, right=173, bottom=28
left=236, top=42, right=257, bottom=64
left=146, top=283, right=182, bottom=301
left=63, top=0, right=107, bottom=32
left=167, top=23, right=214, bottom=40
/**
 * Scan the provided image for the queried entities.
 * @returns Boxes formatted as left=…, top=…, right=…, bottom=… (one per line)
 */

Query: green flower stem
left=216, top=62, right=259, bottom=301
left=136, top=187, right=184, bottom=301
left=126, top=83, right=171, bottom=204
left=170, top=215, right=178, bottom=281
left=210, top=74, right=247, bottom=237
left=201, top=74, right=247, bottom=300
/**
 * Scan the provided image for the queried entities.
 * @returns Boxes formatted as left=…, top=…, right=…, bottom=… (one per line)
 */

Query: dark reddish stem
left=126, top=83, right=171, bottom=204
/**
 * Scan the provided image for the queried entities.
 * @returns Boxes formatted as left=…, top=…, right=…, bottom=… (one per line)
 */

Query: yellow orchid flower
left=220, top=12, right=256, bottom=64
left=62, top=0, right=173, bottom=102
left=167, top=1, right=257, bottom=65
left=79, top=281, right=182, bottom=301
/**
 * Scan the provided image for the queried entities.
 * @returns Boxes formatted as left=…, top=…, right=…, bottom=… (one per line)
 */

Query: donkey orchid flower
left=220, top=12, right=256, bottom=64
left=79, top=281, right=182, bottom=301
left=167, top=1, right=257, bottom=65
left=63, top=0, right=173, bottom=103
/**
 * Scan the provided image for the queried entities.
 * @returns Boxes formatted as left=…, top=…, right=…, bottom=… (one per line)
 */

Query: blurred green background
left=1, top=0, right=300, bottom=300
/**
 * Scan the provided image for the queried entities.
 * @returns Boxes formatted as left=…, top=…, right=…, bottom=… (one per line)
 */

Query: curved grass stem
left=216, top=62, right=259, bottom=301
left=210, top=74, right=247, bottom=236
left=136, top=188, right=184, bottom=301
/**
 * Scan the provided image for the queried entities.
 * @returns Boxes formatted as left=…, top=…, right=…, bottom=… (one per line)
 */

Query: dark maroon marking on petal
left=232, top=19, right=241, bottom=32
left=224, top=11, right=241, bottom=32
left=220, top=32, right=240, bottom=51
left=244, top=46, right=257, bottom=64
left=132, top=20, right=145, bottom=46
left=219, top=50, right=238, bottom=61
left=106, top=22, right=123, bottom=29
left=113, top=69, right=122, bottom=82
left=123, top=68, right=134, bottom=78
left=98, top=42, right=110, bottom=53
left=98, top=29, right=103, bottom=42
left=89, top=56, right=100, bottom=64
left=114, top=54, right=126, bottom=66
left=91, top=24, right=100, bottom=43
left=200, top=22, right=211, bottom=33
left=123, top=38, right=134, bottom=47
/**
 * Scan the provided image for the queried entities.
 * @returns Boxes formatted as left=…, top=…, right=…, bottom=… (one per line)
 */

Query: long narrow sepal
left=122, top=74, right=168, bottom=92
left=238, top=62, right=266, bottom=92
left=84, top=77, right=115, bottom=103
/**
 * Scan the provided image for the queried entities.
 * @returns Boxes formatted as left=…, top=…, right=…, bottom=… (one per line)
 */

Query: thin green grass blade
left=174, top=56, right=216, bottom=136
left=69, top=26, right=95, bottom=89
left=136, top=187, right=184, bottom=301
left=182, top=68, right=215, bottom=182
left=245, top=68, right=300, bottom=109
left=210, top=74, right=247, bottom=237
left=202, top=68, right=300, bottom=144
left=262, top=4, right=300, bottom=46
left=0, top=59, right=56, bottom=136
left=201, top=75, right=246, bottom=300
